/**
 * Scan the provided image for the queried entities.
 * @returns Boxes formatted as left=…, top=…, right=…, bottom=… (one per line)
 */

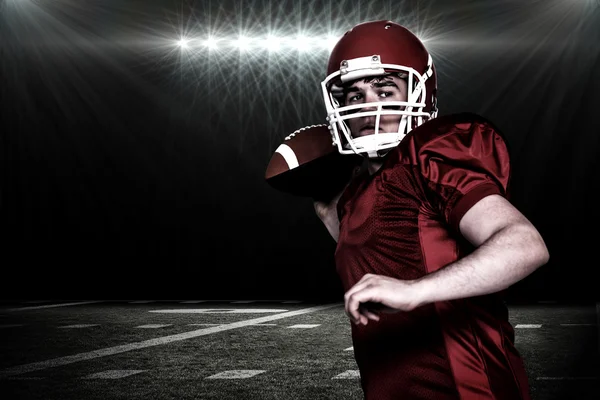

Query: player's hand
left=344, top=273, right=424, bottom=325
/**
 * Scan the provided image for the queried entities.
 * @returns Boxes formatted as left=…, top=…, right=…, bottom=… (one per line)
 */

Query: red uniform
left=335, top=113, right=530, bottom=400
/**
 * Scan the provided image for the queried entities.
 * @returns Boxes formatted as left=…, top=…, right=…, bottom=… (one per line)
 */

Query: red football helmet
left=321, top=20, right=438, bottom=158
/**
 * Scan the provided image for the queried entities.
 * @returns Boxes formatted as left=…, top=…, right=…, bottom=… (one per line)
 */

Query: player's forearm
left=416, top=223, right=549, bottom=304
left=315, top=206, right=340, bottom=242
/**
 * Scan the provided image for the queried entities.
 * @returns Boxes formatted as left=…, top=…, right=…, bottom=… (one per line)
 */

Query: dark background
left=1, top=0, right=599, bottom=302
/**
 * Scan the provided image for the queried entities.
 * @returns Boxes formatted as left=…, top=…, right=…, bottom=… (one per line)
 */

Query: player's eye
left=378, top=91, right=396, bottom=99
left=347, top=93, right=363, bottom=103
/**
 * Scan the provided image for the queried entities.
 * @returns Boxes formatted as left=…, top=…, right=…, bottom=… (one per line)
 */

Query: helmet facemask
left=321, top=54, right=436, bottom=158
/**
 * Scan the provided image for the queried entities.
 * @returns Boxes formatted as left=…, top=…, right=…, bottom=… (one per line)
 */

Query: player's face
left=342, top=75, right=408, bottom=138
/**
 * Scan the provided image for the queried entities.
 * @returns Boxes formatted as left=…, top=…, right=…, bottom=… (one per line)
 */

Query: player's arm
left=414, top=121, right=549, bottom=303
left=344, top=193, right=550, bottom=325
left=312, top=164, right=360, bottom=242
left=344, top=119, right=550, bottom=324
left=313, top=191, right=343, bottom=242
left=416, top=193, right=549, bottom=303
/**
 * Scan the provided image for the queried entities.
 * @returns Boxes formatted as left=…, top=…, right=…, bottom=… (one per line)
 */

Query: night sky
left=1, top=0, right=599, bottom=301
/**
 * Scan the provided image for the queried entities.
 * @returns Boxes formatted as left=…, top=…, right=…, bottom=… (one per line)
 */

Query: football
left=265, top=124, right=362, bottom=202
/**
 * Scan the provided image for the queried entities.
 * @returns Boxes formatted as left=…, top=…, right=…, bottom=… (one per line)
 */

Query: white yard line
left=3, top=301, right=104, bottom=312
left=0, top=303, right=342, bottom=377
left=149, top=309, right=287, bottom=314
left=82, top=370, right=146, bottom=379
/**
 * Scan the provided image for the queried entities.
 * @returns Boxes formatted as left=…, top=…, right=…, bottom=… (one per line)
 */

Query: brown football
left=265, top=124, right=362, bottom=201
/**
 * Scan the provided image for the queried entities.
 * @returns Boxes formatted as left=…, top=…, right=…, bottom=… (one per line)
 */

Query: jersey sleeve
left=418, top=117, right=511, bottom=233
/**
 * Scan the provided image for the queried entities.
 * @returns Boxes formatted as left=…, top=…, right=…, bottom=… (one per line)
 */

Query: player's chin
left=354, top=129, right=383, bottom=137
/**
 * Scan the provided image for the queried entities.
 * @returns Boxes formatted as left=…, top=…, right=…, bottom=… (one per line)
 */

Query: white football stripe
left=275, top=144, right=299, bottom=169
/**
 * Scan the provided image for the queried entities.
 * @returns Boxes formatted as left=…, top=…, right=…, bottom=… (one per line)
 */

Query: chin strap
left=362, top=149, right=388, bottom=158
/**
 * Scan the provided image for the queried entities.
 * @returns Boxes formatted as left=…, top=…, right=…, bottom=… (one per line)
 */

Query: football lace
left=284, top=124, right=328, bottom=141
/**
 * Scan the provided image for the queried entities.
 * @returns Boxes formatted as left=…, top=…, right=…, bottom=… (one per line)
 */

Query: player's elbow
left=501, top=223, right=550, bottom=276
left=537, top=241, right=550, bottom=267
left=526, top=226, right=550, bottom=269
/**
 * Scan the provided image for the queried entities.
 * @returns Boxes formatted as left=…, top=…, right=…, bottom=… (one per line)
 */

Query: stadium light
left=264, top=35, right=282, bottom=52
left=292, top=35, right=311, bottom=52
left=177, top=38, right=190, bottom=49
left=233, top=35, right=252, bottom=51
left=203, top=37, right=218, bottom=50
left=171, top=34, right=346, bottom=53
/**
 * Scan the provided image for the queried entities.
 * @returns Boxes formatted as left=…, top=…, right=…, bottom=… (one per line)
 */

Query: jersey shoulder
left=387, top=112, right=510, bottom=165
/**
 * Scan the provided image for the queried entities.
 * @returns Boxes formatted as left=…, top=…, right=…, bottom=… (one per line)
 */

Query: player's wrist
left=316, top=206, right=337, bottom=225
left=410, top=276, right=435, bottom=308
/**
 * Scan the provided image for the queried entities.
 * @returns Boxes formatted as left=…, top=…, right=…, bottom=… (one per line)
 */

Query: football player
left=313, top=20, right=549, bottom=400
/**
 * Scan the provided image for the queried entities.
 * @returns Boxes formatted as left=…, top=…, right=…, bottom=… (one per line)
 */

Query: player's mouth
left=358, top=124, right=381, bottom=136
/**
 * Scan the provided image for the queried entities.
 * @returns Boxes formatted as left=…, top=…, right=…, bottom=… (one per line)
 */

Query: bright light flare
left=324, top=35, right=338, bottom=51
left=264, top=35, right=282, bottom=52
left=177, top=38, right=190, bottom=49
left=168, top=33, right=343, bottom=54
left=233, top=35, right=252, bottom=51
left=292, top=35, right=312, bottom=52
left=203, top=37, right=218, bottom=50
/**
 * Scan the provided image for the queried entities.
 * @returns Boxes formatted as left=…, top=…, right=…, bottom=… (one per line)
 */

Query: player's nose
left=359, top=92, right=380, bottom=112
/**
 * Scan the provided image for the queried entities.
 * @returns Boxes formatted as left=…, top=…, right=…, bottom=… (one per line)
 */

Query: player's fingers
left=346, top=287, right=379, bottom=323
left=345, top=292, right=361, bottom=323
left=344, top=283, right=369, bottom=318
left=344, top=283, right=373, bottom=321
left=358, top=305, right=380, bottom=322
left=347, top=275, right=375, bottom=297
left=344, top=276, right=386, bottom=322
left=344, top=275, right=380, bottom=304
left=357, top=273, right=375, bottom=283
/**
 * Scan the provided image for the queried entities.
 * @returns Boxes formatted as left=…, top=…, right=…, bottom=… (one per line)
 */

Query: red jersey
left=335, top=113, right=530, bottom=400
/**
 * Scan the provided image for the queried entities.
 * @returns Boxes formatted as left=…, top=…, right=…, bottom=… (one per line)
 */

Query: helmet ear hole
left=384, top=23, right=392, bottom=29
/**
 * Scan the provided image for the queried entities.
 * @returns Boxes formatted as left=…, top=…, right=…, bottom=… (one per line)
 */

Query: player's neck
left=366, top=159, right=384, bottom=175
